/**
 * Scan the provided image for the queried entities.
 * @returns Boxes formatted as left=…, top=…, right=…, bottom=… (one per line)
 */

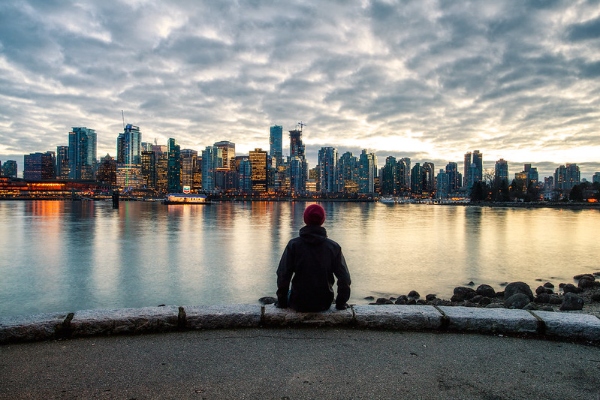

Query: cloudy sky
left=1, top=0, right=600, bottom=179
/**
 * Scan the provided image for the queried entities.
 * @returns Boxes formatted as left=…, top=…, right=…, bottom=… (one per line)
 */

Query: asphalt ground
left=1, top=328, right=599, bottom=399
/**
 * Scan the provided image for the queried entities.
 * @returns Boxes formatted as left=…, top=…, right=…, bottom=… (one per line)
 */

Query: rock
left=562, top=284, right=579, bottom=294
left=573, top=274, right=595, bottom=281
left=540, top=306, right=554, bottom=311
left=467, top=281, right=475, bottom=286
left=560, top=293, right=584, bottom=311
left=258, top=297, right=277, bottom=305
left=376, top=298, right=393, bottom=305
left=406, top=298, right=417, bottom=305
left=549, top=295, right=562, bottom=305
left=523, top=303, right=538, bottom=310
left=499, top=282, right=509, bottom=287
left=535, top=286, right=546, bottom=295
left=451, top=287, right=476, bottom=302
left=407, top=290, right=420, bottom=299
left=504, top=282, right=534, bottom=301
left=543, top=282, right=554, bottom=289
left=476, top=284, right=496, bottom=298
left=485, top=303, right=505, bottom=309
left=504, top=293, right=531, bottom=309
left=479, top=297, right=492, bottom=306
left=364, top=296, right=375, bottom=301
left=416, top=300, right=427, bottom=305
left=591, top=294, right=600, bottom=302
left=495, top=291, right=505, bottom=298
left=578, top=278, right=596, bottom=289
left=534, top=293, right=550, bottom=304
left=394, top=295, right=408, bottom=305
left=470, top=295, right=484, bottom=304
left=425, top=294, right=437, bottom=302
left=558, top=283, right=566, bottom=289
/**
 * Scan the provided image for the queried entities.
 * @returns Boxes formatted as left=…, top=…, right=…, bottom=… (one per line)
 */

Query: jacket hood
left=299, top=225, right=328, bottom=245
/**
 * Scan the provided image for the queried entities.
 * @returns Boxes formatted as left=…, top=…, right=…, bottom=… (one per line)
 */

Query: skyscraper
left=249, top=148, right=268, bottom=193
left=381, top=156, right=397, bottom=195
left=269, top=125, right=283, bottom=167
left=117, top=124, right=142, bottom=165
left=289, top=127, right=307, bottom=193
left=24, top=152, right=55, bottom=181
left=436, top=169, right=450, bottom=199
left=338, top=152, right=358, bottom=193
left=167, top=138, right=181, bottom=193
left=463, top=152, right=471, bottom=187
left=358, top=150, right=376, bottom=194
left=554, top=164, right=580, bottom=191
left=472, top=150, right=483, bottom=182
left=318, top=147, right=338, bottom=193
left=422, top=162, right=435, bottom=193
left=214, top=141, right=235, bottom=170
left=494, top=159, right=509, bottom=185
left=56, top=146, right=69, bottom=180
left=445, top=162, right=460, bottom=193
left=411, top=163, right=423, bottom=194
left=68, top=127, right=97, bottom=180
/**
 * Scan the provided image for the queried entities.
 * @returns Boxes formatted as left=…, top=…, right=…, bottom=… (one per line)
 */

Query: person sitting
left=276, top=204, right=351, bottom=312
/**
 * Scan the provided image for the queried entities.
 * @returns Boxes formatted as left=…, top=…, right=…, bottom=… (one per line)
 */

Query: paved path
left=1, top=328, right=600, bottom=399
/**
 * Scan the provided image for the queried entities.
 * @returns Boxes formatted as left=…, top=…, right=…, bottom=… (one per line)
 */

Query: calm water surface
left=1, top=200, right=598, bottom=317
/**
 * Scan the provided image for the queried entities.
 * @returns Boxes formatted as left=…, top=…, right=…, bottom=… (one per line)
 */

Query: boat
left=163, top=193, right=211, bottom=205
left=379, top=196, right=396, bottom=204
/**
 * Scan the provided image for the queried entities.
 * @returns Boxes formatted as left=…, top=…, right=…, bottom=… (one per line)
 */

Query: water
left=1, top=200, right=598, bottom=317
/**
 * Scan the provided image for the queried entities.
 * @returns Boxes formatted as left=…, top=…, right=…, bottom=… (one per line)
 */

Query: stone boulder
left=407, top=290, right=420, bottom=299
left=578, top=278, right=598, bottom=289
left=425, top=294, right=437, bottom=302
left=543, top=282, right=554, bottom=289
left=562, top=283, right=580, bottom=294
left=504, top=293, right=531, bottom=309
left=560, top=292, right=584, bottom=311
left=504, top=282, right=534, bottom=301
left=376, top=298, right=393, bottom=305
left=476, top=284, right=496, bottom=298
left=534, top=293, right=550, bottom=304
left=451, top=287, right=477, bottom=302
left=394, top=295, right=408, bottom=305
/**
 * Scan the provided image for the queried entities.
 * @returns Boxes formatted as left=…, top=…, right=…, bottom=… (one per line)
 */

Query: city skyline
left=1, top=1, right=600, bottom=180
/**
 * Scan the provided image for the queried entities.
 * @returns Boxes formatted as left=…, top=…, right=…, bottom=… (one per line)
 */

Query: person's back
left=276, top=204, right=351, bottom=312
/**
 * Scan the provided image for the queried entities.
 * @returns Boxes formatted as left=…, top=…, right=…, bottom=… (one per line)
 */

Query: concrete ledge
left=531, top=310, right=600, bottom=342
left=184, top=304, right=261, bottom=329
left=0, top=312, right=69, bottom=343
left=70, top=306, right=180, bottom=337
left=437, top=306, right=539, bottom=334
left=263, top=305, right=353, bottom=327
left=353, top=305, right=443, bottom=330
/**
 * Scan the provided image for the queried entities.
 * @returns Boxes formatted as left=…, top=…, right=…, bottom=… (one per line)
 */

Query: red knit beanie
left=303, top=204, right=326, bottom=226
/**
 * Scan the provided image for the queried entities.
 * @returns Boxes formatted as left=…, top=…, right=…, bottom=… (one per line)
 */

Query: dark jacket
left=276, top=225, right=351, bottom=312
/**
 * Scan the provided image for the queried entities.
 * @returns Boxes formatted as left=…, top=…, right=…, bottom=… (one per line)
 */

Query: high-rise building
left=463, top=152, right=471, bottom=187
left=116, top=124, right=142, bottom=165
left=494, top=159, right=509, bottom=185
left=411, top=163, right=423, bottom=194
left=96, top=154, right=117, bottom=186
left=24, top=152, right=55, bottom=181
left=422, top=162, right=435, bottom=193
left=202, top=146, right=223, bottom=191
left=141, top=151, right=156, bottom=189
left=167, top=138, right=181, bottom=193
left=398, top=158, right=411, bottom=192
left=269, top=125, right=283, bottom=167
left=181, top=149, right=199, bottom=191
left=56, top=146, right=69, bottom=180
left=593, top=173, right=600, bottom=184
left=338, top=152, right=358, bottom=193
left=2, top=160, right=17, bottom=178
left=214, top=141, right=235, bottom=170
left=318, top=147, right=338, bottom=193
left=289, top=128, right=307, bottom=193
left=445, top=162, right=460, bottom=193
left=554, top=164, right=580, bottom=191
left=249, top=148, right=268, bottom=193
left=436, top=169, right=450, bottom=199
left=381, top=156, right=397, bottom=195
left=358, top=150, right=376, bottom=194
left=68, top=127, right=97, bottom=180
left=472, top=150, right=483, bottom=182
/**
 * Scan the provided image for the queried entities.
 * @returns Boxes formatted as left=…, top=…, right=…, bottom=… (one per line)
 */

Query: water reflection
left=1, top=201, right=599, bottom=317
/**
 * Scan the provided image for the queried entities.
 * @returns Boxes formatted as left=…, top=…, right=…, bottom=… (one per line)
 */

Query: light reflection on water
left=0, top=200, right=598, bottom=317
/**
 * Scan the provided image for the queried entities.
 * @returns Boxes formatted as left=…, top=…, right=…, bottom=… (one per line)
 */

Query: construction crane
left=297, top=121, right=307, bottom=131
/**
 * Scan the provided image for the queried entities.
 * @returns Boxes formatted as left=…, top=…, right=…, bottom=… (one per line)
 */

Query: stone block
left=0, top=313, right=68, bottom=344
left=262, top=305, right=353, bottom=327
left=437, top=306, right=538, bottom=334
left=184, top=304, right=261, bottom=329
left=353, top=305, right=443, bottom=330
left=70, top=306, right=179, bottom=337
left=531, top=311, right=600, bottom=342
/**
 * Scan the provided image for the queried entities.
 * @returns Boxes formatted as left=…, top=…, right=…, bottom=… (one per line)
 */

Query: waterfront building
left=411, top=163, right=423, bottom=194
left=494, top=159, right=509, bottom=186
left=338, top=152, right=359, bottom=193
left=381, top=156, right=397, bottom=195
left=24, top=152, right=56, bottom=181
left=202, top=146, right=224, bottom=191
left=422, top=162, right=435, bottom=194
left=318, top=147, right=338, bottom=193
left=237, top=157, right=252, bottom=192
left=116, top=124, right=142, bottom=165
left=593, top=173, right=600, bottom=184
left=68, top=127, right=97, bottom=180
left=155, top=153, right=168, bottom=194
left=463, top=152, right=471, bottom=187
left=249, top=148, right=268, bottom=193
left=2, top=160, right=17, bottom=178
left=358, top=150, right=376, bottom=194
left=398, top=158, right=411, bottom=192
left=56, top=146, right=69, bottom=180
left=445, top=162, right=460, bottom=193
left=473, top=150, right=483, bottom=182
left=116, top=164, right=143, bottom=190
left=214, top=141, right=235, bottom=170
left=289, top=128, right=307, bottom=193
left=167, top=138, right=181, bottom=193
left=96, top=154, right=117, bottom=186
left=554, top=164, right=580, bottom=191
left=522, top=164, right=539, bottom=188
left=181, top=149, right=200, bottom=191
left=436, top=169, right=450, bottom=199
left=269, top=125, right=283, bottom=167
left=141, top=151, right=156, bottom=190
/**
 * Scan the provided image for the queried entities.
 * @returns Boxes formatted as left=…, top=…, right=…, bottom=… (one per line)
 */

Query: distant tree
left=569, top=184, right=584, bottom=202
left=470, top=181, right=485, bottom=202
left=497, top=179, right=510, bottom=202
left=509, top=178, right=525, bottom=201
left=524, top=182, right=540, bottom=202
